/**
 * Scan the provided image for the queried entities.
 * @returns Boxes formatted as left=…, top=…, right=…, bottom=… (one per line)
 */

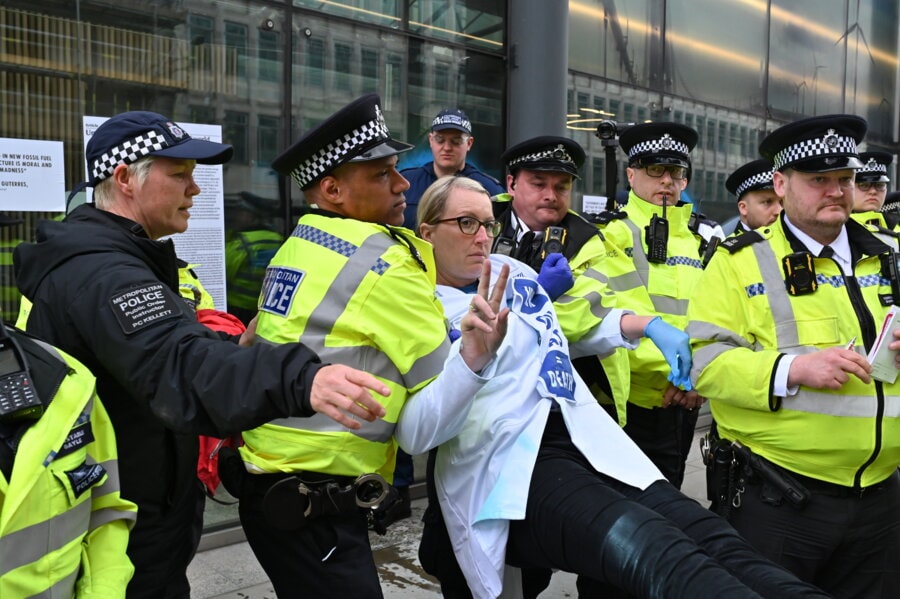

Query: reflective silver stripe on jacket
left=270, top=226, right=446, bottom=440
left=622, top=219, right=696, bottom=316
left=785, top=390, right=897, bottom=417
left=0, top=499, right=91, bottom=577
left=687, top=320, right=755, bottom=379
left=752, top=241, right=802, bottom=348
left=26, top=568, right=79, bottom=599
left=555, top=264, right=616, bottom=320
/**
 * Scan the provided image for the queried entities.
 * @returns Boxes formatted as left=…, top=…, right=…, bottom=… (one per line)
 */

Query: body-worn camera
left=782, top=252, right=817, bottom=296
left=541, top=226, right=567, bottom=259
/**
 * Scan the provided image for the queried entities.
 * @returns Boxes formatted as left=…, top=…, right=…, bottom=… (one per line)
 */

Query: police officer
left=400, top=107, right=503, bottom=227
left=241, top=94, right=506, bottom=598
left=851, top=151, right=893, bottom=225
left=688, top=114, right=900, bottom=598
left=594, top=122, right=717, bottom=489
left=725, top=159, right=781, bottom=234
left=13, top=110, right=390, bottom=599
left=0, top=319, right=138, bottom=597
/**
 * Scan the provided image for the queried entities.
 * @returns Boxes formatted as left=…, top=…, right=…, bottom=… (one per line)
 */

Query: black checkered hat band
left=508, top=145, right=574, bottom=169
left=772, top=134, right=858, bottom=170
left=859, top=159, right=888, bottom=175
left=290, top=117, right=389, bottom=188
left=91, top=131, right=169, bottom=182
left=736, top=170, right=774, bottom=197
left=628, top=136, right=689, bottom=159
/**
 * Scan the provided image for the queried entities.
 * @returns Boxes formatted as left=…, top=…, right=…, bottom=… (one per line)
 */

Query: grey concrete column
left=506, top=0, right=569, bottom=146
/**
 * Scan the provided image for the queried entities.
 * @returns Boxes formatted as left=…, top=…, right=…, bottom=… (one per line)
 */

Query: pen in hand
left=845, top=336, right=857, bottom=351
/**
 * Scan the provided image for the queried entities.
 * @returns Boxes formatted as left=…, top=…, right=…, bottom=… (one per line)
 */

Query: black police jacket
left=13, top=204, right=324, bottom=592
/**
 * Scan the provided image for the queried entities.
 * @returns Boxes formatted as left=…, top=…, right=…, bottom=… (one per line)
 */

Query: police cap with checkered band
left=726, top=159, right=775, bottom=200
left=502, top=136, right=585, bottom=179
left=273, top=94, right=413, bottom=190
left=759, top=114, right=866, bottom=173
left=85, top=111, right=233, bottom=186
left=619, top=122, right=698, bottom=169
left=855, top=151, right=892, bottom=183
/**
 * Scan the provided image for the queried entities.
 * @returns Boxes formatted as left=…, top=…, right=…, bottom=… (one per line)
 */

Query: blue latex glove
left=448, top=327, right=461, bottom=342
left=644, top=316, right=693, bottom=390
left=537, top=253, right=574, bottom=300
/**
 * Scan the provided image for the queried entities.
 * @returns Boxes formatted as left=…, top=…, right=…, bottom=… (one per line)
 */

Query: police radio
left=645, top=195, right=669, bottom=263
left=541, top=226, right=567, bottom=259
left=0, top=327, right=42, bottom=421
left=879, top=251, right=900, bottom=305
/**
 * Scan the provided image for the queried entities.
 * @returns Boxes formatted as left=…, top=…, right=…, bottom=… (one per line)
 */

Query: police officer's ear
left=112, top=163, right=136, bottom=198
left=772, top=170, right=789, bottom=199
left=315, top=174, right=345, bottom=206
left=506, top=173, right=516, bottom=193
left=737, top=198, right=749, bottom=219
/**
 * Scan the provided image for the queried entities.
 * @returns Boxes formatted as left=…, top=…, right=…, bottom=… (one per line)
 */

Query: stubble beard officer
left=688, top=114, right=900, bottom=598
left=13, top=111, right=389, bottom=599
left=240, top=93, right=506, bottom=599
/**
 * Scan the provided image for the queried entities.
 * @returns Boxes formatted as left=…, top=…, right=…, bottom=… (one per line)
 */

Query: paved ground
left=188, top=422, right=711, bottom=598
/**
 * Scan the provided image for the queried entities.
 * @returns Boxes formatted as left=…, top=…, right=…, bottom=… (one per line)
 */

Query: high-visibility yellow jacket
left=491, top=194, right=646, bottom=424
left=178, top=263, right=216, bottom=311
left=851, top=211, right=900, bottom=249
left=687, top=217, right=900, bottom=487
left=243, top=212, right=449, bottom=480
left=0, top=333, right=137, bottom=598
left=596, top=191, right=707, bottom=408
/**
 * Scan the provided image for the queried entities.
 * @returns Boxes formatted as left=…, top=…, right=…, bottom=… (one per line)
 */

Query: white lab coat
left=396, top=255, right=664, bottom=599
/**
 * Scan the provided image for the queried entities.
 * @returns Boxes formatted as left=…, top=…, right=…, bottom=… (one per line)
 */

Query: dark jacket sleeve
left=40, top=255, right=321, bottom=437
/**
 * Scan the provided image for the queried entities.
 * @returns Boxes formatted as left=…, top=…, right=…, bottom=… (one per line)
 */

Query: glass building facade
left=1, top=0, right=898, bottom=535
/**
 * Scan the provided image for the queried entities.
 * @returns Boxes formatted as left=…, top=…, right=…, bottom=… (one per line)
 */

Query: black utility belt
left=745, top=458, right=887, bottom=500
left=258, top=470, right=402, bottom=534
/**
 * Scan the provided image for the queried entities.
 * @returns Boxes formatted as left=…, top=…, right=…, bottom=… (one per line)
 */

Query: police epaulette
left=585, top=210, right=628, bottom=225
left=719, top=231, right=764, bottom=253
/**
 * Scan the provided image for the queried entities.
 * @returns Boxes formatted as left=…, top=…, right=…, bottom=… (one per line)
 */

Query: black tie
left=819, top=245, right=835, bottom=259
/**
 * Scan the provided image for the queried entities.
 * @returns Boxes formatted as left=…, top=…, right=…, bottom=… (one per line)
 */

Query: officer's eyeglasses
left=857, top=181, right=887, bottom=192
left=643, top=164, right=688, bottom=180
left=432, top=134, right=469, bottom=147
left=434, top=216, right=502, bottom=238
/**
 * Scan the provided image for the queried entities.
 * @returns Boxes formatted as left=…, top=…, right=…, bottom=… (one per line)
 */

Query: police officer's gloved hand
left=643, top=316, right=693, bottom=390
left=537, top=253, right=574, bottom=300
